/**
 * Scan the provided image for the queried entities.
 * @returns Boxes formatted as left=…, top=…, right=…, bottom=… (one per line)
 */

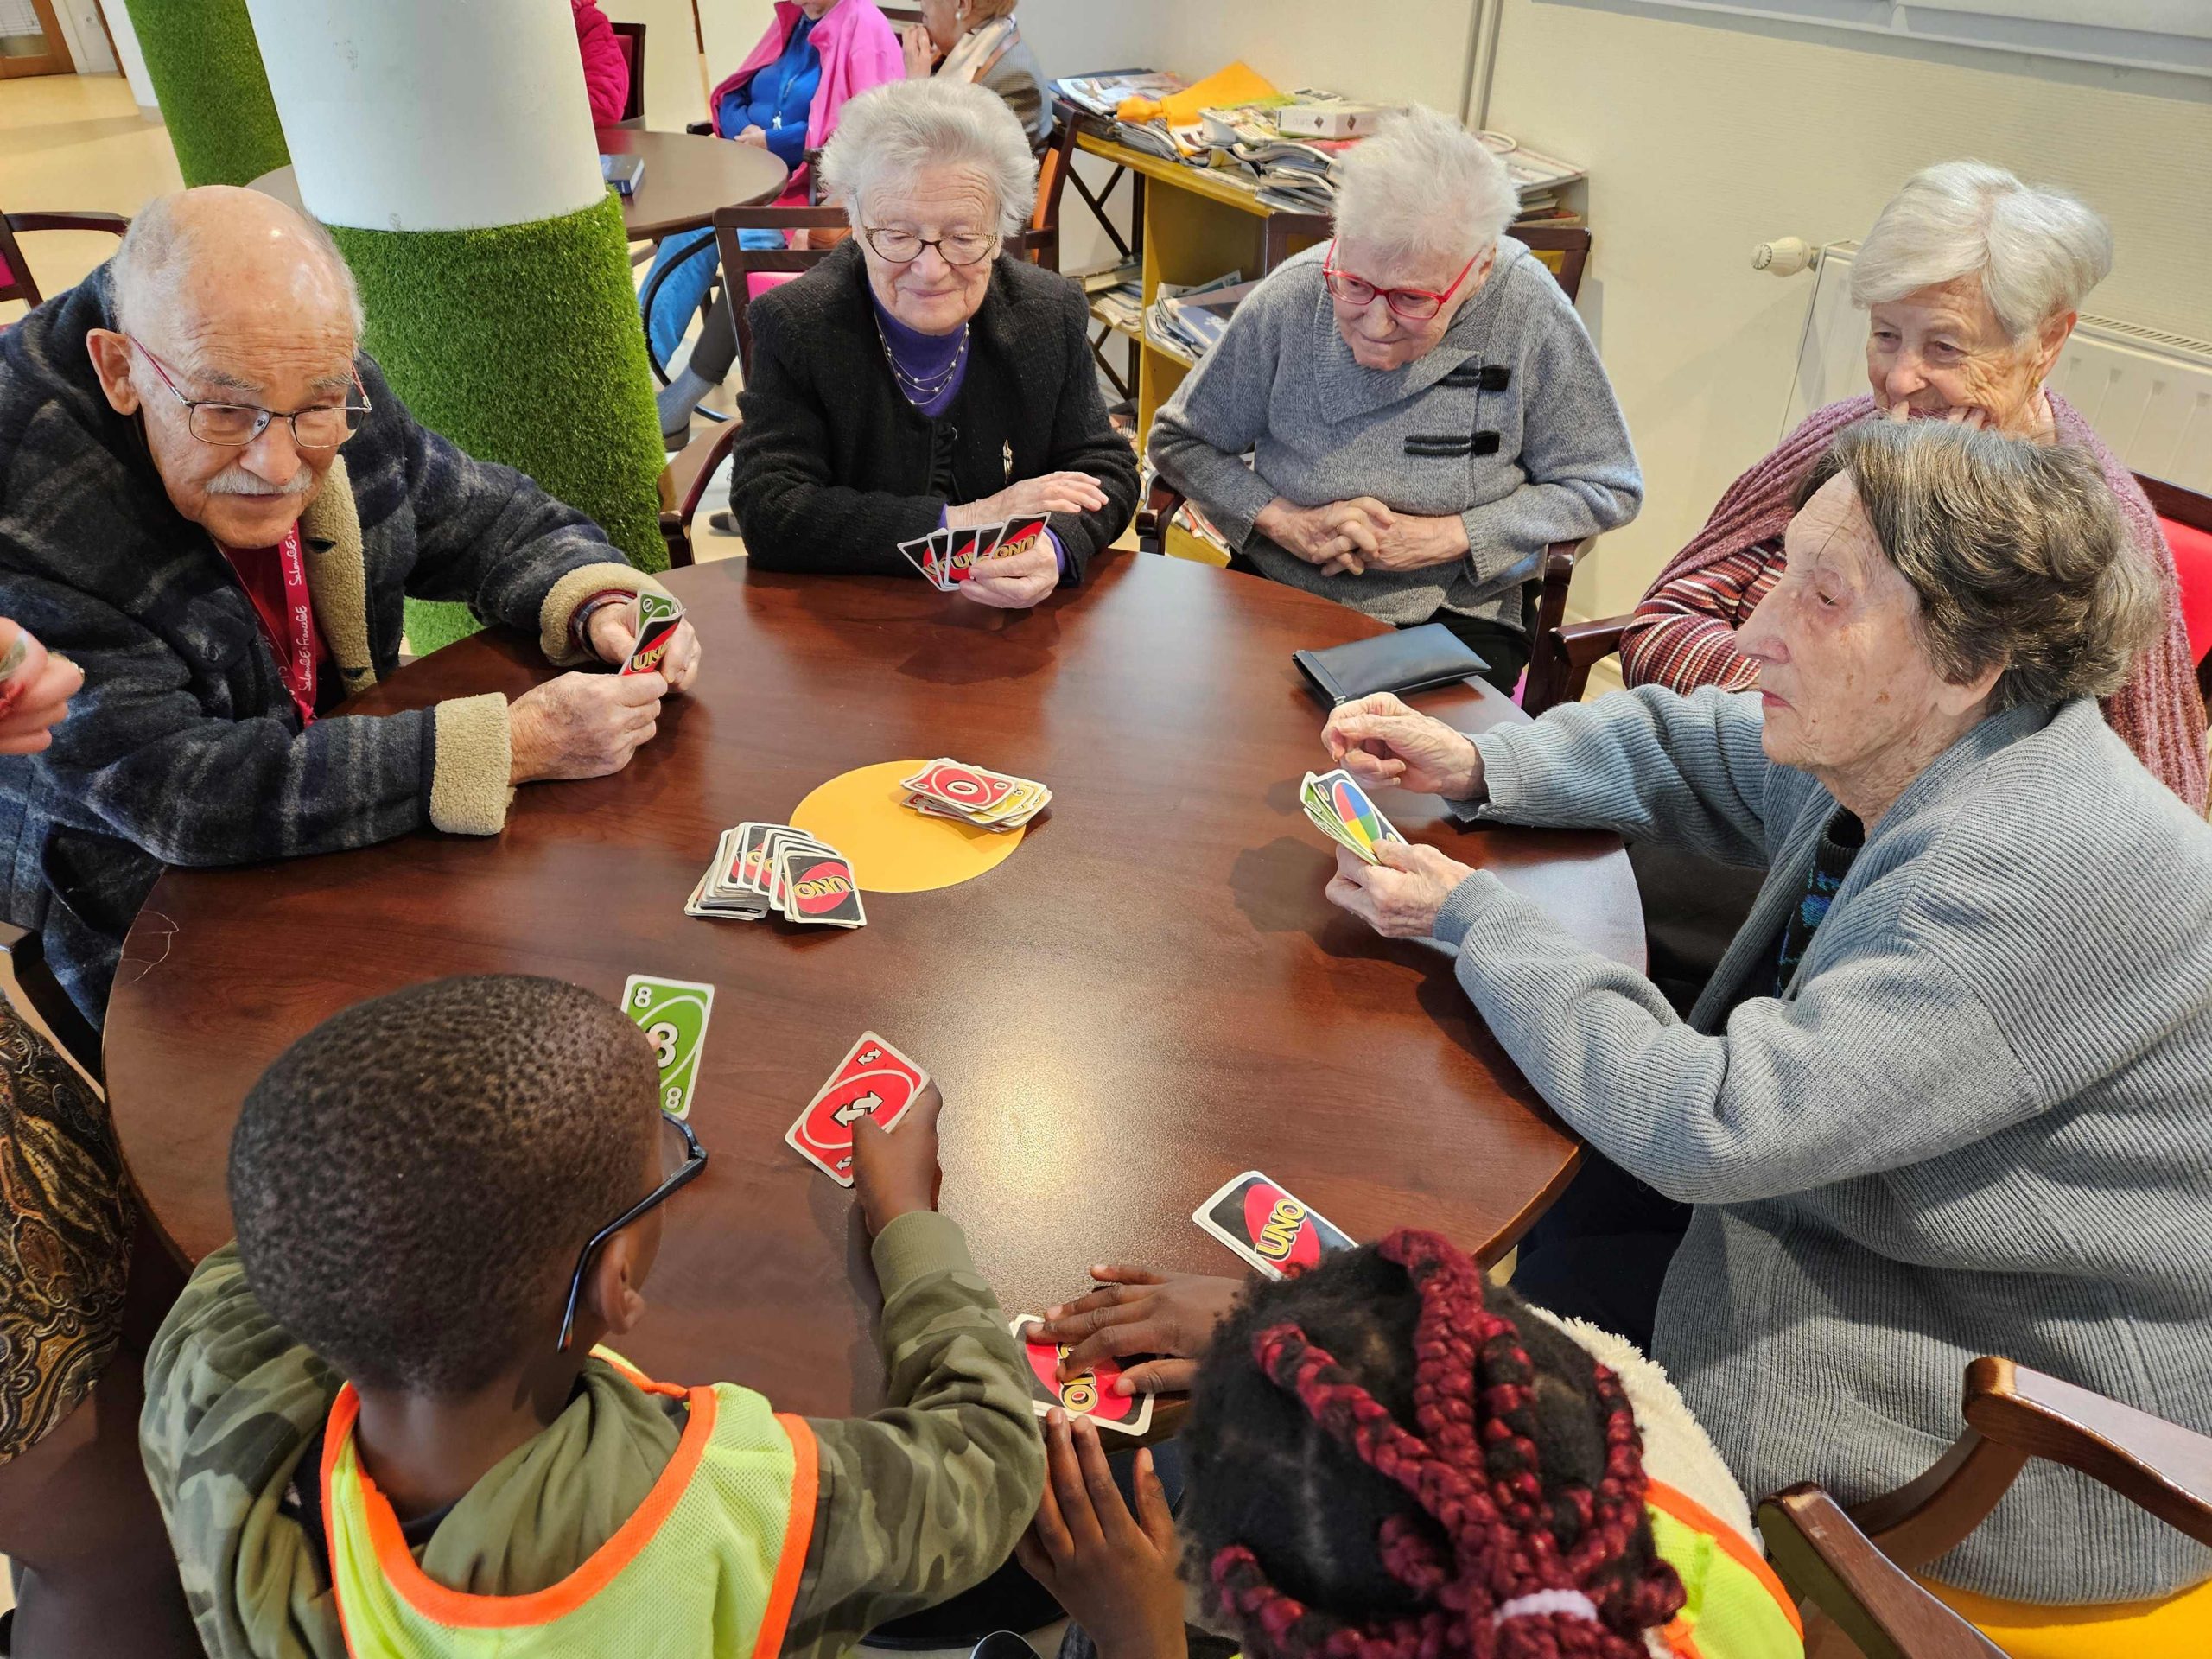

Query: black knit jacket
left=728, top=241, right=1138, bottom=577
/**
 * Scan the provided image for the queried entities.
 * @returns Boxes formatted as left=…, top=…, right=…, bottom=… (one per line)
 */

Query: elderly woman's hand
left=0, top=620, right=81, bottom=755
left=733, top=124, right=769, bottom=149
left=1256, top=496, right=1387, bottom=569
left=1355, top=511, right=1472, bottom=574
left=899, top=22, right=935, bottom=78
left=1325, top=840, right=1477, bottom=939
left=960, top=536, right=1061, bottom=611
left=950, top=471, right=1109, bottom=530
left=1322, top=693, right=1485, bottom=800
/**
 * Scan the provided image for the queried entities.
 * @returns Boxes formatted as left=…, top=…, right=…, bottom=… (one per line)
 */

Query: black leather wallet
left=1292, top=623, right=1490, bottom=706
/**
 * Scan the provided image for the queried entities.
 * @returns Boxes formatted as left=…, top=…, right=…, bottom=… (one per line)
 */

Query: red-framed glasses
left=1321, top=243, right=1480, bottom=321
left=127, top=335, right=371, bottom=450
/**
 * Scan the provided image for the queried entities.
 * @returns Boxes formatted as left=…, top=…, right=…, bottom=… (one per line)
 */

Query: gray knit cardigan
left=1434, top=687, right=2212, bottom=1603
left=1148, top=238, right=1642, bottom=630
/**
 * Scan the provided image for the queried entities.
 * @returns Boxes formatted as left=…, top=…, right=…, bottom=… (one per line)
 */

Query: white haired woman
left=1147, top=105, right=1641, bottom=691
left=728, top=78, right=1137, bottom=610
left=1318, top=419, right=2212, bottom=1605
left=1624, top=160, right=2207, bottom=812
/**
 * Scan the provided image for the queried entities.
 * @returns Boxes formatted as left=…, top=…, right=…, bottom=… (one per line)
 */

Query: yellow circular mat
left=790, top=760, right=1026, bottom=893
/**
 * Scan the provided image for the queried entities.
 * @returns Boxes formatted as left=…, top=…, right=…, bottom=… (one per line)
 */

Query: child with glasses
left=138, top=974, right=1043, bottom=1658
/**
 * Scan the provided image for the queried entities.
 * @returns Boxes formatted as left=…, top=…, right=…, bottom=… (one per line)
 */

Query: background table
left=251, top=126, right=788, bottom=242
left=105, top=554, right=1642, bottom=1417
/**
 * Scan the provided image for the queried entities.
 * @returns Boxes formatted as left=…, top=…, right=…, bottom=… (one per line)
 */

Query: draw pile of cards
left=1300, top=767, right=1406, bottom=865
left=897, top=514, right=1051, bottom=592
left=688, top=823, right=865, bottom=928
left=902, top=758, right=1050, bottom=831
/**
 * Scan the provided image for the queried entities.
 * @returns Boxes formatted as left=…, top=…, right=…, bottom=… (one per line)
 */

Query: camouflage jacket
left=140, top=1212, right=1045, bottom=1658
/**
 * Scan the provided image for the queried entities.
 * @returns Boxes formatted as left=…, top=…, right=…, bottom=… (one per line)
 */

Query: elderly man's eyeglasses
left=862, top=226, right=999, bottom=267
left=1321, top=244, right=1480, bottom=321
left=556, top=1112, right=706, bottom=1352
left=128, top=335, right=371, bottom=449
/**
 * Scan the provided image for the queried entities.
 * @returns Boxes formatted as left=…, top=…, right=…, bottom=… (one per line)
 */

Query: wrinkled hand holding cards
left=902, top=758, right=1051, bottom=831
left=1300, top=767, right=1405, bottom=865
left=896, top=515, right=1051, bottom=593
left=1008, top=1316, right=1155, bottom=1435
left=621, top=592, right=685, bottom=677
left=687, top=823, right=865, bottom=929
left=785, top=1032, right=929, bottom=1185
left=622, top=974, right=715, bottom=1119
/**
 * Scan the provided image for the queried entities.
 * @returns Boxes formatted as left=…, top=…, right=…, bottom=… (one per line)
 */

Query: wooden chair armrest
left=1758, top=1486, right=2006, bottom=1659
left=1965, top=1357, right=2212, bottom=1547
left=664, top=419, right=743, bottom=529
left=1558, top=613, right=1633, bottom=673
left=685, top=120, right=713, bottom=136
left=1136, top=480, right=1184, bottom=555
left=6, top=211, right=129, bottom=238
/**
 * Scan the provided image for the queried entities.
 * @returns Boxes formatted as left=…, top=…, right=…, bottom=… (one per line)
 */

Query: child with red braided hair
left=1018, top=1230, right=1803, bottom=1659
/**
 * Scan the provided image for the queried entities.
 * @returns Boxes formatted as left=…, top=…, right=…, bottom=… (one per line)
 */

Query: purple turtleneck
left=873, top=292, right=969, bottom=418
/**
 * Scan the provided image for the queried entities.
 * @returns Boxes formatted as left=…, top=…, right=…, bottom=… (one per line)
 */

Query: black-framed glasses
left=861, top=225, right=998, bottom=267
left=556, top=1112, right=706, bottom=1351
left=127, top=334, right=371, bottom=449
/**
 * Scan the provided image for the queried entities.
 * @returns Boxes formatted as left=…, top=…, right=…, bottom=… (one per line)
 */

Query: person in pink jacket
left=652, top=0, right=903, bottom=442
left=572, top=0, right=632, bottom=125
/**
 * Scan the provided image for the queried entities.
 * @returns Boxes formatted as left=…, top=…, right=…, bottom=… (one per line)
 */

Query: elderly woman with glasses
left=728, top=78, right=1138, bottom=610
left=1148, top=105, right=1641, bottom=691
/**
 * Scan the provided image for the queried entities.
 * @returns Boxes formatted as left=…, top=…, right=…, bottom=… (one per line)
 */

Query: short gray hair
left=1797, top=419, right=2159, bottom=711
left=1331, top=105, right=1516, bottom=270
left=819, top=78, right=1038, bottom=237
left=111, top=189, right=365, bottom=340
left=1850, top=161, right=2113, bottom=342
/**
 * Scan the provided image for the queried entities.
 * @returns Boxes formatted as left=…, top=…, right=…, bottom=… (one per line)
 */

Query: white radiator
left=1778, top=239, right=2212, bottom=494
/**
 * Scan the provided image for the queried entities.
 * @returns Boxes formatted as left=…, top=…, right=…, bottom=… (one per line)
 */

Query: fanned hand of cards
left=897, top=515, right=1052, bottom=592
left=785, top=1032, right=929, bottom=1185
left=1300, top=767, right=1406, bottom=865
left=687, top=823, right=866, bottom=928
left=901, top=758, right=1051, bottom=831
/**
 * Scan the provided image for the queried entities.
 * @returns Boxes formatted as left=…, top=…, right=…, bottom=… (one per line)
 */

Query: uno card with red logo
left=903, top=758, right=1021, bottom=816
left=988, top=515, right=1051, bottom=563
left=621, top=592, right=685, bottom=677
left=785, top=1032, right=930, bottom=1186
left=775, top=841, right=866, bottom=928
left=1192, top=1172, right=1355, bottom=1280
left=941, top=524, right=1000, bottom=584
left=1010, top=1317, right=1156, bottom=1435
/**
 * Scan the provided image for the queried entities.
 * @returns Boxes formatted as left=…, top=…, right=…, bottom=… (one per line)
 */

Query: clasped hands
left=1254, top=495, right=1468, bottom=578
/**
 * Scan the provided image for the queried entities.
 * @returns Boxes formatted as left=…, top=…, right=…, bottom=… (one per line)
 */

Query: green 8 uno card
left=621, top=975, right=715, bottom=1119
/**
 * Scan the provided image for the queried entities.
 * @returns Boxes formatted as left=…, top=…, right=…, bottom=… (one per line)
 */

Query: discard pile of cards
left=687, top=823, right=866, bottom=928
left=1300, top=767, right=1405, bottom=865
left=786, top=1032, right=929, bottom=1185
left=897, top=514, right=1052, bottom=592
left=902, top=758, right=1051, bottom=831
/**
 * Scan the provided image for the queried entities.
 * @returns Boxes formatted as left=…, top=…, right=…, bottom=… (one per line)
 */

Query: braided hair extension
left=1180, top=1230, right=1684, bottom=1659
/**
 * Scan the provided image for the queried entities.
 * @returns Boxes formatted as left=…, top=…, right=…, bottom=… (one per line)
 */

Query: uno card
left=777, top=842, right=866, bottom=928
left=1010, top=1316, right=1155, bottom=1435
left=621, top=593, right=685, bottom=677
left=989, top=514, right=1051, bottom=563
left=941, top=524, right=992, bottom=584
left=898, top=534, right=947, bottom=588
left=621, top=974, right=715, bottom=1119
left=785, top=1032, right=929, bottom=1185
left=904, top=759, right=1020, bottom=816
left=1192, top=1172, right=1355, bottom=1280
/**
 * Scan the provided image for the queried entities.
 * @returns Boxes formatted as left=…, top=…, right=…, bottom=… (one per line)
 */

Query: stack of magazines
left=1145, top=270, right=1261, bottom=363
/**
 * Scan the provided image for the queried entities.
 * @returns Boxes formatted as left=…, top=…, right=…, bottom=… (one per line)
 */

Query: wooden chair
left=1516, top=224, right=1592, bottom=304
left=0, top=208, right=128, bottom=310
left=2136, top=474, right=2212, bottom=709
left=1758, top=1357, right=2212, bottom=1659
left=654, top=208, right=1058, bottom=567
left=607, top=20, right=648, bottom=126
left=0, top=924, right=101, bottom=1082
left=1530, top=470, right=2212, bottom=721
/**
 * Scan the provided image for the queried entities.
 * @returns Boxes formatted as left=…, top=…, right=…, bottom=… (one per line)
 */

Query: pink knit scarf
left=1648, top=393, right=2208, bottom=813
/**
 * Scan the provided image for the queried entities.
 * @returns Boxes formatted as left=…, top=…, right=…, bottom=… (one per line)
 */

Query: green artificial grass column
left=329, top=194, right=669, bottom=655
left=121, top=0, right=289, bottom=187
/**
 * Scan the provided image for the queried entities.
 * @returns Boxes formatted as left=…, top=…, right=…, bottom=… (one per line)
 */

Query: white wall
left=1486, top=0, right=2212, bottom=618
left=1147, top=0, right=1480, bottom=112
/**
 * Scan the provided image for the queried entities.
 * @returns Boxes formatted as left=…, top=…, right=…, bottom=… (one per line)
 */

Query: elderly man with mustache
left=0, top=187, right=703, bottom=1025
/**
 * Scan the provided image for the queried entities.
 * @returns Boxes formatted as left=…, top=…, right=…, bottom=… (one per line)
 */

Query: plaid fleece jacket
left=0, top=263, right=659, bottom=1021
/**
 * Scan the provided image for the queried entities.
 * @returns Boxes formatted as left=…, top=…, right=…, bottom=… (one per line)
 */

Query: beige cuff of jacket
left=429, top=693, right=514, bottom=836
left=539, top=563, right=671, bottom=667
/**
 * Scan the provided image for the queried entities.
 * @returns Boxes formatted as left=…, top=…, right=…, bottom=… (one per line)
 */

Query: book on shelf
left=1146, top=270, right=1258, bottom=362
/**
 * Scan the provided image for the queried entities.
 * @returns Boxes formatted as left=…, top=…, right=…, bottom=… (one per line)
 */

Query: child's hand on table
left=1015, top=1410, right=1188, bottom=1659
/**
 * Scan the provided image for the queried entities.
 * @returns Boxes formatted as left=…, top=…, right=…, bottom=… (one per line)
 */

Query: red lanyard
left=219, top=524, right=320, bottom=728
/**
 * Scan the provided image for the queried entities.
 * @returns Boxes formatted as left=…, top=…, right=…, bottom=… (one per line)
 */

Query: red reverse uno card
left=785, top=1032, right=928, bottom=1186
left=1010, top=1317, right=1155, bottom=1434
left=906, top=759, right=1020, bottom=815
left=1192, top=1172, right=1355, bottom=1280
left=989, top=515, right=1051, bottom=563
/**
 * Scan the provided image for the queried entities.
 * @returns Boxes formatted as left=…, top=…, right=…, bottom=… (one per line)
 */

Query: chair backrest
left=1514, top=225, right=1592, bottom=303
left=608, top=21, right=648, bottom=124
left=0, top=209, right=130, bottom=311
left=880, top=3, right=924, bottom=22
left=1027, top=115, right=1081, bottom=272
left=2138, top=472, right=2212, bottom=705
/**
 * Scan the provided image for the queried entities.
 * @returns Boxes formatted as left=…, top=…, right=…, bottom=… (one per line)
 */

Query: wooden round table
left=250, top=126, right=788, bottom=242
left=105, top=554, right=1640, bottom=1418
